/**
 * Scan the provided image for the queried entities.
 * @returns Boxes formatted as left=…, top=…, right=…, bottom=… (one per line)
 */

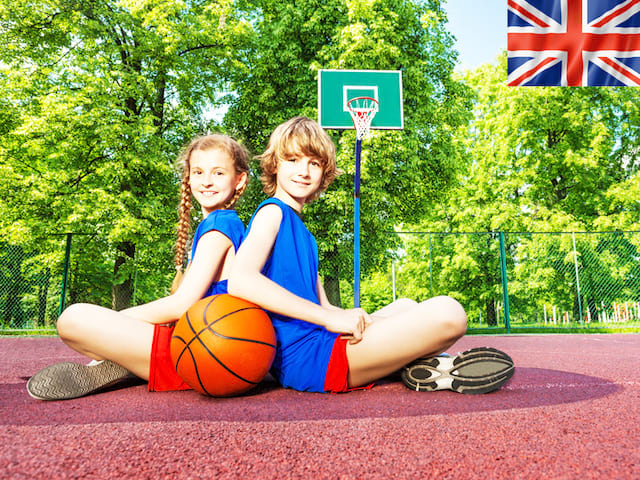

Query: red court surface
left=1, top=334, right=638, bottom=479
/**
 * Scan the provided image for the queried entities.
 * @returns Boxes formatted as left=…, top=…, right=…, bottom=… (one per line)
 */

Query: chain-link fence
left=0, top=233, right=174, bottom=331
left=2, top=231, right=639, bottom=332
left=386, top=231, right=640, bottom=330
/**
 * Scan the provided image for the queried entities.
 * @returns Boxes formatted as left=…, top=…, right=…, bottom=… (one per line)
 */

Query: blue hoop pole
left=354, top=138, right=362, bottom=308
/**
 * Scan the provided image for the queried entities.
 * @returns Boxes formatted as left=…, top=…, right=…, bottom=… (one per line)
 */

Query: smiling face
left=189, top=148, right=247, bottom=217
left=274, top=153, right=324, bottom=211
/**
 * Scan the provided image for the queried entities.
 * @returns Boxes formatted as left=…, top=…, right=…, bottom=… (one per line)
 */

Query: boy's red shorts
left=324, top=336, right=374, bottom=393
left=148, top=323, right=191, bottom=392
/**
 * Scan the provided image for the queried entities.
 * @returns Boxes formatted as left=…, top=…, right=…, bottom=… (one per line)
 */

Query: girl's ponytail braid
left=170, top=174, right=192, bottom=294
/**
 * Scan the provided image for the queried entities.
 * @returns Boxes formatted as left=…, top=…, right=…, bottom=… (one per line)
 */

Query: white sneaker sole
left=401, top=347, right=515, bottom=394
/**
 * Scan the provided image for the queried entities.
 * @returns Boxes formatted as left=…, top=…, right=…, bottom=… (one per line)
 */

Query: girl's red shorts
left=149, top=324, right=372, bottom=394
left=148, top=323, right=190, bottom=392
left=323, top=336, right=374, bottom=393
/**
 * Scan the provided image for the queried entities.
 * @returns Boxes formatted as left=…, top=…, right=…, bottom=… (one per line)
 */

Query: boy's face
left=275, top=152, right=323, bottom=209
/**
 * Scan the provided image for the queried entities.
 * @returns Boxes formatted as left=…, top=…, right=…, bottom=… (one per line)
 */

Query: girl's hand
left=323, top=308, right=372, bottom=344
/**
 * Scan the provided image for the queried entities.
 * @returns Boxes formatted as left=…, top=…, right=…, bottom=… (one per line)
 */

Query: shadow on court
left=0, top=363, right=622, bottom=426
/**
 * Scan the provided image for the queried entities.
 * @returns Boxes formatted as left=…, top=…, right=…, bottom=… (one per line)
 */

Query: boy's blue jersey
left=190, top=209, right=245, bottom=297
left=245, top=198, right=339, bottom=392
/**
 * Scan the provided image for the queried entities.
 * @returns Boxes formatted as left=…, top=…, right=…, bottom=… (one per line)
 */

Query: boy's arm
left=122, top=231, right=232, bottom=324
left=228, top=205, right=369, bottom=342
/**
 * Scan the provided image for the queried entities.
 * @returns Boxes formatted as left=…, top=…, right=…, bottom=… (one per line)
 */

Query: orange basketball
left=170, top=294, right=276, bottom=397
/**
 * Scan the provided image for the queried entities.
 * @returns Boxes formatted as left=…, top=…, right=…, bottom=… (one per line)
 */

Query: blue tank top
left=190, top=209, right=245, bottom=297
left=245, top=198, right=339, bottom=392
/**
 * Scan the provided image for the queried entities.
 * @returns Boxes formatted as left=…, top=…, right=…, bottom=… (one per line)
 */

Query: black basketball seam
left=194, top=306, right=275, bottom=347
left=173, top=308, right=197, bottom=368
left=186, top=304, right=262, bottom=387
left=177, top=296, right=270, bottom=392
left=171, top=335, right=187, bottom=371
left=175, top=307, right=213, bottom=394
left=174, top=331, right=212, bottom=395
left=208, top=332, right=276, bottom=349
left=192, top=340, right=260, bottom=386
left=202, top=306, right=266, bottom=327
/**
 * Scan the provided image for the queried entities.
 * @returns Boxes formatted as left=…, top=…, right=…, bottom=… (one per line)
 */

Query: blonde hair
left=258, top=117, right=339, bottom=203
left=171, top=134, right=250, bottom=293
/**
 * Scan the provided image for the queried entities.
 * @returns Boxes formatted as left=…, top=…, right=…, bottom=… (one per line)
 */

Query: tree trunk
left=37, top=267, right=50, bottom=327
left=486, top=298, right=497, bottom=326
left=112, top=241, right=135, bottom=311
left=324, top=275, right=342, bottom=308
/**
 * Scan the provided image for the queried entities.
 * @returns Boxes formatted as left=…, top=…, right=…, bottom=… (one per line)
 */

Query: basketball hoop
left=347, top=96, right=379, bottom=140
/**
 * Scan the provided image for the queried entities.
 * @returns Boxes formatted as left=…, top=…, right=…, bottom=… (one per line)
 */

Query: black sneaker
left=27, top=360, right=133, bottom=400
left=401, top=347, right=515, bottom=394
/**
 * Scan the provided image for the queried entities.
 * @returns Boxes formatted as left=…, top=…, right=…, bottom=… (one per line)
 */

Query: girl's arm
left=228, top=205, right=370, bottom=342
left=121, top=231, right=232, bottom=324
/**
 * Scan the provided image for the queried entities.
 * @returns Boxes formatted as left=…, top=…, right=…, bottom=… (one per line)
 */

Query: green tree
left=0, top=0, right=251, bottom=310
left=404, top=54, right=640, bottom=325
left=224, top=0, right=472, bottom=306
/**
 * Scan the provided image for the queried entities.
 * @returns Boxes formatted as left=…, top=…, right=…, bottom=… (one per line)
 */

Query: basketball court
left=1, top=333, right=638, bottom=479
left=3, top=71, right=638, bottom=478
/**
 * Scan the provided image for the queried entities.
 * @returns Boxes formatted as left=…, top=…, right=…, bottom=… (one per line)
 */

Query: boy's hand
left=323, top=308, right=372, bottom=344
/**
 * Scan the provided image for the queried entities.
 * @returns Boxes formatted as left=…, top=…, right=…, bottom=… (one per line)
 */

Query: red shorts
left=323, top=336, right=375, bottom=393
left=148, top=323, right=191, bottom=392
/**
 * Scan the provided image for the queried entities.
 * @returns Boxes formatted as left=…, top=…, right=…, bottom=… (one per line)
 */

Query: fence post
left=392, top=261, right=396, bottom=302
left=428, top=233, right=434, bottom=298
left=132, top=244, right=138, bottom=306
left=498, top=232, right=511, bottom=333
left=572, top=232, right=584, bottom=326
left=58, top=233, right=72, bottom=317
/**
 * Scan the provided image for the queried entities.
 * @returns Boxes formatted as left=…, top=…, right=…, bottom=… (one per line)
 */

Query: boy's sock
left=27, top=360, right=133, bottom=400
left=401, top=347, right=514, bottom=394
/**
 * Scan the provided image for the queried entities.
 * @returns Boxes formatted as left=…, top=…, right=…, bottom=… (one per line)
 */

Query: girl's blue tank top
left=245, top=198, right=339, bottom=392
left=190, top=209, right=245, bottom=297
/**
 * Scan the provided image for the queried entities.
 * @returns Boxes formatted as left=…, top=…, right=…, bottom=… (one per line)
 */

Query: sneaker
left=401, top=347, right=514, bottom=394
left=27, top=360, right=133, bottom=400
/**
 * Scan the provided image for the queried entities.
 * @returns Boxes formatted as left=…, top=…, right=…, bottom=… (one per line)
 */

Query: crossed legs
left=346, top=296, right=467, bottom=388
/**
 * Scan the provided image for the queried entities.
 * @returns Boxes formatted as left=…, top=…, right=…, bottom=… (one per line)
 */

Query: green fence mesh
left=0, top=233, right=174, bottom=331
left=2, top=231, right=639, bottom=332
left=390, top=231, right=640, bottom=330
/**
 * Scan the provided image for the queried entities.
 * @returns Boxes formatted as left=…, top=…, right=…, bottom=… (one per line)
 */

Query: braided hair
left=170, top=135, right=250, bottom=293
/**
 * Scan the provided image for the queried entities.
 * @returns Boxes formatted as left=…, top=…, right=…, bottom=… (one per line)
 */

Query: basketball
left=170, top=294, right=276, bottom=397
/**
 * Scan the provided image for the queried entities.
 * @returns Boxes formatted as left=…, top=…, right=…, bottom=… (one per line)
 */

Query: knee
left=394, top=298, right=418, bottom=310
left=56, top=303, right=90, bottom=340
left=428, top=296, right=467, bottom=339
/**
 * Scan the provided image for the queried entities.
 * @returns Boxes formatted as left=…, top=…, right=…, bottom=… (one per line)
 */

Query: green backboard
left=318, top=69, right=403, bottom=130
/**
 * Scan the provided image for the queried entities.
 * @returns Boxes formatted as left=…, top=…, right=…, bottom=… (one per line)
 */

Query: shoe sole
left=27, top=361, right=132, bottom=400
left=401, top=347, right=515, bottom=394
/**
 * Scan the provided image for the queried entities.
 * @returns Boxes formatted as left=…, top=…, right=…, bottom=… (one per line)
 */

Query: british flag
left=507, top=0, right=640, bottom=86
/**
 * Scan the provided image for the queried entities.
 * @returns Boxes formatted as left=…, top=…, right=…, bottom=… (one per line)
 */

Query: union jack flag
left=507, top=0, right=640, bottom=86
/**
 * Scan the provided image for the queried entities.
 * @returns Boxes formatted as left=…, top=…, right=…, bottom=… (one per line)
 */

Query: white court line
left=504, top=380, right=639, bottom=391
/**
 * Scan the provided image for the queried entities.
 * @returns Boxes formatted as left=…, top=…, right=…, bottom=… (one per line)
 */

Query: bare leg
left=56, top=303, right=156, bottom=380
left=346, top=296, right=467, bottom=388
left=370, top=298, right=418, bottom=321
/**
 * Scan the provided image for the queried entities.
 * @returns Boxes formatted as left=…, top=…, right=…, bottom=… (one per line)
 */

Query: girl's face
left=189, top=148, right=247, bottom=216
left=274, top=152, right=323, bottom=211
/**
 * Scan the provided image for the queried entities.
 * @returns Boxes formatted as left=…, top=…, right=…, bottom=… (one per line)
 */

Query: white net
left=347, top=97, right=379, bottom=140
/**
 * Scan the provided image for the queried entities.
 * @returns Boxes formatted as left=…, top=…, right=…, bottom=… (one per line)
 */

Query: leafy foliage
left=224, top=0, right=471, bottom=305
left=0, top=0, right=252, bottom=309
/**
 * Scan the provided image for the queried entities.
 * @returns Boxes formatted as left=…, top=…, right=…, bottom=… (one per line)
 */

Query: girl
left=27, top=134, right=249, bottom=400
left=228, top=117, right=513, bottom=394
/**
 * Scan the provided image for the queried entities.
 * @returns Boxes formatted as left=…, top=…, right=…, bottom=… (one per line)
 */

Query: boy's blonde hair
left=259, top=117, right=339, bottom=203
left=171, top=134, right=250, bottom=293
